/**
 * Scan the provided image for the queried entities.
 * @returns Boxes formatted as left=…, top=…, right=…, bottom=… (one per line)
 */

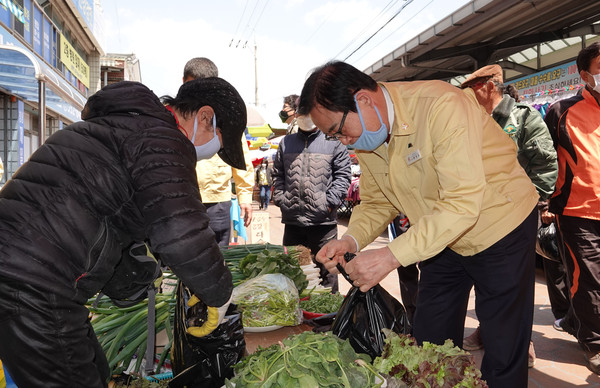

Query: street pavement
left=253, top=202, right=600, bottom=387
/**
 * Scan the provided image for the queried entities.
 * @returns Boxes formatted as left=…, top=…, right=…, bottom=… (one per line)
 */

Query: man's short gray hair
left=183, top=57, right=218, bottom=80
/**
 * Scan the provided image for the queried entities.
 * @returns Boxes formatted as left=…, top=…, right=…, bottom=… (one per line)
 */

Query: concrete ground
left=250, top=202, right=600, bottom=387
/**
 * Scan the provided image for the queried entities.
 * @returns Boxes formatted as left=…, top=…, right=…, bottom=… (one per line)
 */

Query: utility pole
left=254, top=42, right=259, bottom=106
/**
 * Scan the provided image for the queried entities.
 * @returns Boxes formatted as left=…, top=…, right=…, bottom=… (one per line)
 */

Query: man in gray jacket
left=272, top=114, right=351, bottom=292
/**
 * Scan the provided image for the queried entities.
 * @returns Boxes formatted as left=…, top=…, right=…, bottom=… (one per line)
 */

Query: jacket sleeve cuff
left=387, top=237, right=420, bottom=267
left=341, top=234, right=359, bottom=253
left=237, top=192, right=253, bottom=204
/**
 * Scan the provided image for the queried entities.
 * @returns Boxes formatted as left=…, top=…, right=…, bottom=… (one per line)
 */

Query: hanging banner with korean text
left=60, top=33, right=90, bottom=88
left=508, top=61, right=583, bottom=100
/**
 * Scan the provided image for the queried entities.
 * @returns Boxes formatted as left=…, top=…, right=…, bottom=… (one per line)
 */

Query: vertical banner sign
left=32, top=5, right=41, bottom=55
left=60, top=33, right=90, bottom=88
left=22, top=0, right=31, bottom=45
left=42, top=14, right=51, bottom=63
left=17, top=100, right=24, bottom=166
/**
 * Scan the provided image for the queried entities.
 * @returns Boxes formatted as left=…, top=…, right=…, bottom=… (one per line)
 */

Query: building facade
left=0, top=0, right=105, bottom=184
left=100, top=53, right=141, bottom=86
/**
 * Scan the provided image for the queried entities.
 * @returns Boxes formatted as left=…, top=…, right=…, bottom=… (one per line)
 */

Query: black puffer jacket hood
left=0, top=81, right=232, bottom=306
left=272, top=129, right=351, bottom=226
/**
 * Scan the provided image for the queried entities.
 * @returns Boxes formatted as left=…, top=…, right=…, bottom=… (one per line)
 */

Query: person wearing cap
left=0, top=78, right=247, bottom=387
left=272, top=112, right=351, bottom=293
left=460, top=64, right=558, bottom=367
left=182, top=57, right=254, bottom=246
left=299, top=60, right=538, bottom=387
left=280, top=94, right=300, bottom=134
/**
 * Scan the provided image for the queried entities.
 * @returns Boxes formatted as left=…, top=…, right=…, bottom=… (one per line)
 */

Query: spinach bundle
left=239, top=249, right=308, bottom=293
left=225, top=331, right=383, bottom=387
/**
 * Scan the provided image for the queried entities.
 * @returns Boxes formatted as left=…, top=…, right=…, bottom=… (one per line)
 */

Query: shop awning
left=0, top=45, right=86, bottom=123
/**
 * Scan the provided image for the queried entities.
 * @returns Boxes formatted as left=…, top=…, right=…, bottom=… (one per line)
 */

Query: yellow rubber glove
left=186, top=295, right=228, bottom=337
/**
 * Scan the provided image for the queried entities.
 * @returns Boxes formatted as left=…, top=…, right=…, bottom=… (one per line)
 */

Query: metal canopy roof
left=0, top=45, right=85, bottom=123
left=365, top=0, right=600, bottom=84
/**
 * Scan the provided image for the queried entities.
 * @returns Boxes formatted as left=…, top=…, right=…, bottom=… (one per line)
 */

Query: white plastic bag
left=232, top=273, right=302, bottom=327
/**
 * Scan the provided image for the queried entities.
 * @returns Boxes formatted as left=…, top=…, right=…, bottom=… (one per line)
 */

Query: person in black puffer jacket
left=0, top=78, right=247, bottom=388
left=272, top=114, right=351, bottom=292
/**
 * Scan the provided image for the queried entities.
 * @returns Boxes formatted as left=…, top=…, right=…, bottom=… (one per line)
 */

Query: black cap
left=174, top=78, right=247, bottom=170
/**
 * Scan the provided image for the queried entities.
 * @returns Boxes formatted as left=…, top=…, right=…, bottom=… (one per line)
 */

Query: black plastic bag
left=536, top=223, right=561, bottom=262
left=169, top=282, right=245, bottom=388
left=331, top=253, right=410, bottom=360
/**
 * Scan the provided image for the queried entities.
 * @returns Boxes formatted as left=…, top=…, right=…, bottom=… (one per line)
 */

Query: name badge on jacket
left=406, top=149, right=422, bottom=165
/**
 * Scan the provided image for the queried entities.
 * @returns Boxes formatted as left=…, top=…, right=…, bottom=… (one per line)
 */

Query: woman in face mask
left=255, top=158, right=273, bottom=210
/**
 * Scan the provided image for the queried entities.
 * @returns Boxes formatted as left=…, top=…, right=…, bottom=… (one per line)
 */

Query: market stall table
left=244, top=324, right=313, bottom=354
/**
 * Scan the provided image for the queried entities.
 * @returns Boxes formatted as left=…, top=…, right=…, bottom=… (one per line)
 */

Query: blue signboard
left=32, top=5, right=41, bottom=55
left=509, top=61, right=582, bottom=99
left=18, top=99, right=24, bottom=165
left=23, top=0, right=31, bottom=44
left=74, top=0, right=93, bottom=30
left=42, top=14, right=51, bottom=63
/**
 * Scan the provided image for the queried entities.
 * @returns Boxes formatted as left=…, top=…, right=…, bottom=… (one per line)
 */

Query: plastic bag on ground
left=332, top=253, right=411, bottom=360
left=169, top=282, right=245, bottom=388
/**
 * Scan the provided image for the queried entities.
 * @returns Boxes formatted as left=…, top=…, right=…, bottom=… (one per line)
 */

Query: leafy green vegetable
left=373, top=330, right=488, bottom=388
left=221, top=244, right=312, bottom=287
left=239, top=249, right=308, bottom=293
left=300, top=292, right=345, bottom=314
left=232, top=273, right=302, bottom=327
left=225, top=331, right=383, bottom=388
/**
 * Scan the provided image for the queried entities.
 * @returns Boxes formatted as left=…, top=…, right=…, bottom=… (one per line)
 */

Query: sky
left=99, top=0, right=471, bottom=127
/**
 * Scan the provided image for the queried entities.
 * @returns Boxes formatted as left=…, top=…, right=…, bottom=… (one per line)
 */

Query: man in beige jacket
left=299, top=61, right=538, bottom=388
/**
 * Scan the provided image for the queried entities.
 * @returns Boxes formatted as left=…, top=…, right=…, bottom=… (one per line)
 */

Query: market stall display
left=85, top=243, right=487, bottom=387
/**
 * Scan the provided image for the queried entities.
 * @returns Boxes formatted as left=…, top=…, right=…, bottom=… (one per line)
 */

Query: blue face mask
left=351, top=95, right=388, bottom=151
left=193, top=113, right=221, bottom=160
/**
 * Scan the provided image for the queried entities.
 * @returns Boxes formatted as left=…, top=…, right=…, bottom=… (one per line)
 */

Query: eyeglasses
left=325, top=110, right=349, bottom=141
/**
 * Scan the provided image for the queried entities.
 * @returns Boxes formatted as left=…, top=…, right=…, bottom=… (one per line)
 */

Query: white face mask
left=193, top=113, right=221, bottom=160
left=587, top=71, right=600, bottom=93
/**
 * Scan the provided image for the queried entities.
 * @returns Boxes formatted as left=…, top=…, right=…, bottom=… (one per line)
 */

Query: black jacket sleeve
left=124, top=127, right=232, bottom=307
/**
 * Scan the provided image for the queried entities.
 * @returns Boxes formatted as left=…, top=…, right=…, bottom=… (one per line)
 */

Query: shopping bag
left=169, top=282, right=245, bottom=388
left=331, top=253, right=410, bottom=360
left=536, top=223, right=561, bottom=262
